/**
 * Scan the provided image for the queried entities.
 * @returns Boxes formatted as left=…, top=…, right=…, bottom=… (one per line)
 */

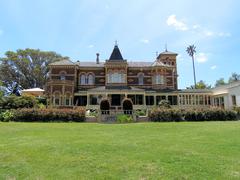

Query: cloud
left=140, top=39, right=150, bottom=44
left=0, top=29, right=3, bottom=35
left=166, top=15, right=231, bottom=38
left=87, top=44, right=94, bottom=48
left=211, top=65, right=217, bottom=70
left=166, top=15, right=188, bottom=31
left=196, top=53, right=208, bottom=63
left=217, top=32, right=231, bottom=37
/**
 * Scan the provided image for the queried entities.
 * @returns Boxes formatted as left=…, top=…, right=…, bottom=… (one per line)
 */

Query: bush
left=116, top=114, right=133, bottom=123
left=7, top=108, right=85, bottom=122
left=135, top=109, right=146, bottom=116
left=149, top=108, right=183, bottom=122
left=158, top=100, right=171, bottom=109
left=0, top=110, right=14, bottom=122
left=0, top=95, right=37, bottom=109
left=149, top=108, right=237, bottom=122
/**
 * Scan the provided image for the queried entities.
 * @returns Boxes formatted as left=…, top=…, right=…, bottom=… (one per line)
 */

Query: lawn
left=0, top=122, right=240, bottom=179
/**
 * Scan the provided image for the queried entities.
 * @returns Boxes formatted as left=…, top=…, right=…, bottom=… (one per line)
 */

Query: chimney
left=96, top=53, right=100, bottom=64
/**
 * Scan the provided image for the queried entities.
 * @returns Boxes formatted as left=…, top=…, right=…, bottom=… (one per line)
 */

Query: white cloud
left=218, top=32, right=231, bottom=37
left=166, top=15, right=188, bottom=31
left=0, top=29, right=3, bottom=35
left=204, top=31, right=214, bottom=37
left=193, top=24, right=201, bottom=29
left=87, top=44, right=94, bottom=48
left=166, top=15, right=231, bottom=38
left=211, top=65, right=217, bottom=70
left=140, top=39, right=150, bottom=44
left=196, top=53, right=208, bottom=63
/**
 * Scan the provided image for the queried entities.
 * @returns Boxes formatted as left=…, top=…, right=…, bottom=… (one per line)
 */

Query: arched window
left=88, top=74, right=94, bottom=85
left=138, top=73, right=144, bottom=85
left=54, top=92, right=60, bottom=106
left=65, top=93, right=71, bottom=106
left=80, top=74, right=86, bottom=85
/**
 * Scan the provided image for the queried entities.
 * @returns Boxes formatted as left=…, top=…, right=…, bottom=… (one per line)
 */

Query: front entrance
left=122, top=99, right=133, bottom=114
left=100, top=100, right=110, bottom=114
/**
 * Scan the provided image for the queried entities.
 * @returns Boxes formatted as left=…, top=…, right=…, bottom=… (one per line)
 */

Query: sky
left=0, top=0, right=240, bottom=89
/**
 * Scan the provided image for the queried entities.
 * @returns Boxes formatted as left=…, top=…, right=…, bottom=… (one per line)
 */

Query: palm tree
left=186, top=45, right=197, bottom=88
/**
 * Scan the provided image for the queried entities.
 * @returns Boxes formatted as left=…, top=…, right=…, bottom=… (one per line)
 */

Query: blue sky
left=0, top=0, right=240, bottom=88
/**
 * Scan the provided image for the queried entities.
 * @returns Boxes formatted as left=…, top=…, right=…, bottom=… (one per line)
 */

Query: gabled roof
left=151, top=60, right=172, bottom=67
left=109, top=45, right=124, bottom=60
left=49, top=59, right=76, bottom=66
left=160, top=50, right=178, bottom=55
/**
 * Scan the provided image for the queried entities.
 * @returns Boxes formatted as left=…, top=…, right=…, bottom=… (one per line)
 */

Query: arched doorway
left=122, top=99, right=133, bottom=114
left=100, top=99, right=110, bottom=114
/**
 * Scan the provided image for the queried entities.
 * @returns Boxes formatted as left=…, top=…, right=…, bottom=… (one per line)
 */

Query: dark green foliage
left=0, top=49, right=67, bottom=94
left=8, top=108, right=85, bottom=122
left=0, top=95, right=37, bottom=109
left=149, top=108, right=237, bottom=122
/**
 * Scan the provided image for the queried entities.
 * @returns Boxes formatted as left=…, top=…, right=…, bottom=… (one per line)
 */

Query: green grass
left=0, top=122, right=240, bottom=179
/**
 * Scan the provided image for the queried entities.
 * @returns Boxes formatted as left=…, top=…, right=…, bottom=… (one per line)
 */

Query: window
left=127, top=95, right=143, bottom=105
left=138, top=73, right=144, bottom=85
left=80, top=74, right=86, bottom=85
left=60, top=73, right=66, bottom=81
left=154, top=74, right=164, bottom=84
left=88, top=74, right=94, bottom=85
left=232, top=95, right=236, bottom=106
left=90, top=95, right=98, bottom=105
left=54, top=92, right=60, bottom=106
left=168, top=96, right=178, bottom=105
left=65, top=93, right=71, bottom=106
left=146, top=96, right=154, bottom=105
left=107, top=72, right=125, bottom=83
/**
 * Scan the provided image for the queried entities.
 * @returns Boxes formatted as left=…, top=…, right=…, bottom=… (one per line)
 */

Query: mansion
left=46, top=44, right=240, bottom=113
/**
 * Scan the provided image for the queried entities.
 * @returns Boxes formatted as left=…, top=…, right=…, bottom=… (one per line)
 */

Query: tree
left=228, top=72, right=240, bottom=83
left=187, top=80, right=211, bottom=89
left=186, top=45, right=197, bottom=88
left=0, top=49, right=67, bottom=94
left=215, top=78, right=226, bottom=87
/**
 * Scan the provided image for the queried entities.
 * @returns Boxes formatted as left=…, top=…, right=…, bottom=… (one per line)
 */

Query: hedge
left=149, top=108, right=238, bottom=122
left=1, top=108, right=86, bottom=122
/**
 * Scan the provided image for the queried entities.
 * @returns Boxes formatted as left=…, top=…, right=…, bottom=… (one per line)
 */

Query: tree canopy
left=187, top=80, right=211, bottom=89
left=228, top=72, right=240, bottom=83
left=0, top=49, right=67, bottom=94
left=215, top=78, right=226, bottom=87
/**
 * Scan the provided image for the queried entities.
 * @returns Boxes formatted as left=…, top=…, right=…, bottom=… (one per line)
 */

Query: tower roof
left=109, top=45, right=124, bottom=60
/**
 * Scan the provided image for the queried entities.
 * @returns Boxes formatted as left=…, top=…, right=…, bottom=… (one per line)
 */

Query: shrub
left=158, top=100, right=171, bottom=109
left=149, top=108, right=183, bottom=122
left=0, top=95, right=37, bottom=109
left=135, top=109, right=146, bottom=116
left=116, top=114, right=133, bottom=123
left=9, top=108, right=85, bottom=122
left=149, top=108, right=237, bottom=122
left=0, top=110, right=14, bottom=122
